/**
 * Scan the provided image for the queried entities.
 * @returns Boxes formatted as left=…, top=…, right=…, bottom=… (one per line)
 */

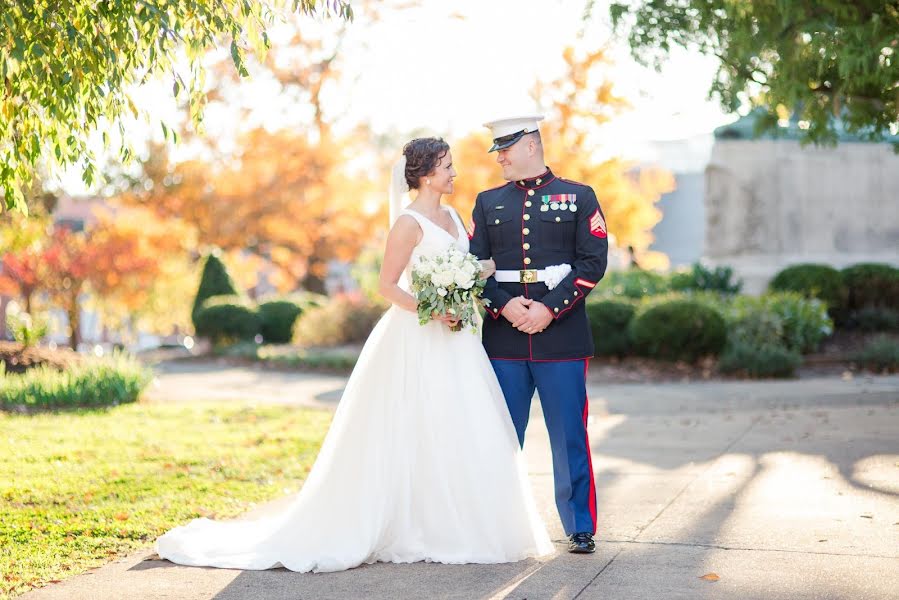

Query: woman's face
left=426, top=150, right=456, bottom=194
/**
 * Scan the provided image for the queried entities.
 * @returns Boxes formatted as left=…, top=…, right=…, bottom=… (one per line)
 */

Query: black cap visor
left=488, top=129, right=527, bottom=152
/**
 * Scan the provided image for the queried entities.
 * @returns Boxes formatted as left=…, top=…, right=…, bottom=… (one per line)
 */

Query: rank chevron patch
left=589, top=208, right=607, bottom=239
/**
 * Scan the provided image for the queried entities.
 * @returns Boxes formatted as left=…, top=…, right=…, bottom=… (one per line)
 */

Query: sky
left=59, top=0, right=738, bottom=194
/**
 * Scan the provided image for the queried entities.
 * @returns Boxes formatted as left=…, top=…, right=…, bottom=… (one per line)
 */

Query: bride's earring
left=426, top=178, right=431, bottom=186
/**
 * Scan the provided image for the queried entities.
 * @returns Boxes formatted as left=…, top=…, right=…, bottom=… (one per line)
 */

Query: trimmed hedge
left=0, top=353, right=152, bottom=410
left=850, top=307, right=899, bottom=332
left=629, top=299, right=727, bottom=362
left=191, top=252, right=240, bottom=329
left=258, top=300, right=304, bottom=344
left=768, top=263, right=848, bottom=318
left=841, top=263, right=899, bottom=311
left=194, top=295, right=259, bottom=344
left=585, top=300, right=636, bottom=357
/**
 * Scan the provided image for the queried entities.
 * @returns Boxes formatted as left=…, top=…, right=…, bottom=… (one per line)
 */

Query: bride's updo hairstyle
left=402, top=137, right=450, bottom=190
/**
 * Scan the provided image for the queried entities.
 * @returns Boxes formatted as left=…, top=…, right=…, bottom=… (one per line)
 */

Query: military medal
left=543, top=193, right=577, bottom=214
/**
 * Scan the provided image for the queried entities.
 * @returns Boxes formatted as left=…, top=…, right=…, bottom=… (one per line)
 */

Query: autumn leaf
left=699, top=573, right=720, bottom=581
left=113, top=512, right=129, bottom=521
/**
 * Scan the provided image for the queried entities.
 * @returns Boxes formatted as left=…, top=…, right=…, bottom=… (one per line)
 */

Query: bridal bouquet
left=411, top=246, right=490, bottom=333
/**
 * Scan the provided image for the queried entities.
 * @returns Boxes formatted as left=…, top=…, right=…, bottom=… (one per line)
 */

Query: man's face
left=495, top=136, right=530, bottom=181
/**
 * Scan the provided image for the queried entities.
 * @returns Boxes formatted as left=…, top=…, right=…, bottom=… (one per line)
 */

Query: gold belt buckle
left=519, top=269, right=538, bottom=284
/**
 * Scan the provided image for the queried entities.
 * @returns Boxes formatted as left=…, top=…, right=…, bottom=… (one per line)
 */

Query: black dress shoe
left=568, top=532, right=596, bottom=553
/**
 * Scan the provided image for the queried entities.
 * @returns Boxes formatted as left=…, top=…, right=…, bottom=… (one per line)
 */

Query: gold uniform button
left=523, top=243, right=530, bottom=250
left=555, top=217, right=561, bottom=222
left=519, top=180, right=525, bottom=185
left=523, top=214, right=530, bottom=221
left=554, top=307, right=560, bottom=313
left=564, top=299, right=569, bottom=305
left=536, top=178, right=542, bottom=185
left=494, top=219, right=500, bottom=224
left=523, top=228, right=530, bottom=235
left=525, top=201, right=532, bottom=207
left=523, top=257, right=532, bottom=265
left=527, top=189, right=535, bottom=196
left=574, top=291, right=579, bottom=296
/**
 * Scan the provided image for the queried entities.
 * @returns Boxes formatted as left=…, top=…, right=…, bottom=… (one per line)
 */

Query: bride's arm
left=378, top=215, right=421, bottom=313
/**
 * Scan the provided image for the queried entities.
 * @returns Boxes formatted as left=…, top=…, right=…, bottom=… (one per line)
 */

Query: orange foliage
left=121, top=128, right=378, bottom=293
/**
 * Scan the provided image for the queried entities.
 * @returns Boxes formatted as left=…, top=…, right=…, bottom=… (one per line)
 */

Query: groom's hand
left=513, top=301, right=553, bottom=335
left=501, top=296, right=532, bottom=325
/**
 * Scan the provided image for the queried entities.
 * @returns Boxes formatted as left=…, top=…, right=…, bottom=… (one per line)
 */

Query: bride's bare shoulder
left=388, top=213, right=423, bottom=244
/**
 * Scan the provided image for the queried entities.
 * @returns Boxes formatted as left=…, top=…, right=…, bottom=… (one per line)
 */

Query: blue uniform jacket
left=468, top=167, right=609, bottom=360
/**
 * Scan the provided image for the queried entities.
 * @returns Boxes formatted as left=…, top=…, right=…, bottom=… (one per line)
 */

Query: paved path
left=24, top=366, right=899, bottom=599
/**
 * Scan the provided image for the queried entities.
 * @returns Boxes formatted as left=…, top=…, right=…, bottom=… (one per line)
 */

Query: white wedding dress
left=156, top=207, right=552, bottom=572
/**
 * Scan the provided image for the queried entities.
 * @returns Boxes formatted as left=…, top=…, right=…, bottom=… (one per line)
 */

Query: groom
left=468, top=115, right=608, bottom=554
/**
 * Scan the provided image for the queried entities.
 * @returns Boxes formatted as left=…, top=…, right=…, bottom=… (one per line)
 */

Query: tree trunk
left=67, top=289, right=81, bottom=350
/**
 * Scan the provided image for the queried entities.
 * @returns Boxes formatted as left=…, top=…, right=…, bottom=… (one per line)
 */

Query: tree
left=192, top=252, right=241, bottom=330
left=42, top=227, right=92, bottom=349
left=0, top=0, right=352, bottom=213
left=608, top=1, right=899, bottom=148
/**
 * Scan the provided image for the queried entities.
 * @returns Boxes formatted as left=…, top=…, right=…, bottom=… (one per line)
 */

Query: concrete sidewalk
left=23, top=373, right=899, bottom=599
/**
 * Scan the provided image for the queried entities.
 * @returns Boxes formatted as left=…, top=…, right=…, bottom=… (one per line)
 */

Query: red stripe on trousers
left=583, top=358, right=597, bottom=533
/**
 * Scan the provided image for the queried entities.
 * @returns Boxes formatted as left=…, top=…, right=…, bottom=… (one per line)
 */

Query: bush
left=257, top=300, right=304, bottom=344
left=670, top=262, right=742, bottom=295
left=585, top=300, right=636, bottom=357
left=600, top=269, right=671, bottom=298
left=191, top=252, right=240, bottom=330
left=849, top=307, right=899, bottom=332
left=194, top=295, right=259, bottom=344
left=0, top=352, right=152, bottom=410
left=727, top=293, right=833, bottom=354
left=852, top=335, right=899, bottom=373
left=629, top=299, right=727, bottom=362
left=718, top=340, right=802, bottom=378
left=293, top=295, right=387, bottom=347
left=841, top=263, right=899, bottom=311
left=768, top=264, right=848, bottom=318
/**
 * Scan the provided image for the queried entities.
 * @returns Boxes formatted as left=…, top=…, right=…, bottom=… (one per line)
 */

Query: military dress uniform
left=469, top=117, right=608, bottom=540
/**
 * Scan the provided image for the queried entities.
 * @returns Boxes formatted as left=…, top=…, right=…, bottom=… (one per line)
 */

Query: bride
left=155, top=137, right=552, bottom=573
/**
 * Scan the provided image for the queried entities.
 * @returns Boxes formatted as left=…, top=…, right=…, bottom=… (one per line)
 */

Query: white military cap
left=483, top=114, right=545, bottom=152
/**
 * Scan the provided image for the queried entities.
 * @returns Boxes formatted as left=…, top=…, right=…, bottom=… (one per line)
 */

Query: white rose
left=454, top=270, right=475, bottom=289
left=432, top=269, right=455, bottom=288
left=437, top=287, right=447, bottom=297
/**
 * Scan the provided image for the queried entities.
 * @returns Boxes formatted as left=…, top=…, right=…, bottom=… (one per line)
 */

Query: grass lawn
left=0, top=401, right=332, bottom=599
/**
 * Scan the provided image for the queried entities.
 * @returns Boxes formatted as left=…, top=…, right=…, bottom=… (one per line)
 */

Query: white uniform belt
left=495, top=269, right=548, bottom=284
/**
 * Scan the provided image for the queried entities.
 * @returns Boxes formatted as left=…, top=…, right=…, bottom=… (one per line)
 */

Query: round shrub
left=718, top=340, right=801, bottom=378
left=585, top=300, right=636, bottom=357
left=727, top=292, right=832, bottom=354
left=852, top=335, right=899, bottom=373
left=841, top=263, right=899, bottom=311
left=258, top=300, right=304, bottom=344
left=293, top=295, right=387, bottom=347
left=768, top=264, right=848, bottom=318
left=629, top=299, right=727, bottom=362
left=194, top=295, right=259, bottom=344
